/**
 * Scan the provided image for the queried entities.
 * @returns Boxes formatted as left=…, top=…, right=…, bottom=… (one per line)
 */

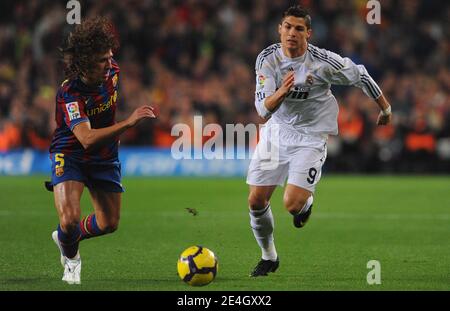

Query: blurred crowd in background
left=0, top=0, right=448, bottom=172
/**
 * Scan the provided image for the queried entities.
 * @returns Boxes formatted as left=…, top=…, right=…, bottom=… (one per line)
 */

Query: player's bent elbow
left=78, top=133, right=96, bottom=150
left=73, top=135, right=91, bottom=150
left=78, top=139, right=93, bottom=150
left=256, top=99, right=274, bottom=120
left=80, top=142, right=91, bottom=150
left=256, top=108, right=271, bottom=120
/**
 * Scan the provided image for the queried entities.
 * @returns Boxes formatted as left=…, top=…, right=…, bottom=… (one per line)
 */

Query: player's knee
left=101, top=219, right=119, bottom=234
left=104, top=223, right=118, bottom=233
left=56, top=200, right=81, bottom=232
left=60, top=215, right=80, bottom=234
left=283, top=195, right=307, bottom=215
left=248, top=193, right=268, bottom=211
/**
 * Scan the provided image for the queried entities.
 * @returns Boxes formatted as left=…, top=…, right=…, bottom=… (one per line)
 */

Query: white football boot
left=62, top=255, right=82, bottom=285
left=52, top=230, right=81, bottom=284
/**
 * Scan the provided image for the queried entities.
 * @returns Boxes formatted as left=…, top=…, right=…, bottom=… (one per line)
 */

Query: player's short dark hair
left=282, top=5, right=312, bottom=29
left=60, top=17, right=119, bottom=79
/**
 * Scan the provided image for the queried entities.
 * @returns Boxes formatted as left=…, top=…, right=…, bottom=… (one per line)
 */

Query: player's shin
left=249, top=204, right=277, bottom=261
left=57, top=225, right=81, bottom=259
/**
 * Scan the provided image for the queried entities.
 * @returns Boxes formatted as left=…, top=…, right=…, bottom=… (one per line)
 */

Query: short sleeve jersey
left=49, top=59, right=121, bottom=164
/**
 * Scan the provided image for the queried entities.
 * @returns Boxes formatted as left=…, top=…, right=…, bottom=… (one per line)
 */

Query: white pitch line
left=311, top=212, right=450, bottom=221
left=0, top=210, right=449, bottom=221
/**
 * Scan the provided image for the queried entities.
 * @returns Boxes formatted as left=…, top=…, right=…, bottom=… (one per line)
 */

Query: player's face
left=278, top=16, right=311, bottom=54
left=85, top=49, right=113, bottom=85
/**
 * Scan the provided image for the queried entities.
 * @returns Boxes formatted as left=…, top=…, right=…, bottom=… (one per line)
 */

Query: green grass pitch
left=0, top=175, right=449, bottom=291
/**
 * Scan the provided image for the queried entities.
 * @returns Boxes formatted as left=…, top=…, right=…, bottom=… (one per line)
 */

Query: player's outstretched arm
left=374, top=94, right=392, bottom=126
left=317, top=48, right=392, bottom=126
left=73, top=105, right=156, bottom=150
left=262, top=71, right=295, bottom=117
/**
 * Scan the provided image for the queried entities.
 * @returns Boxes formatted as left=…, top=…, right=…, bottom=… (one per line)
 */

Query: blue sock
left=57, top=224, right=81, bottom=259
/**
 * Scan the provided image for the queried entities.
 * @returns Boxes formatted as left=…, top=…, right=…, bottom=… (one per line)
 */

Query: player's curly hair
left=282, top=5, right=312, bottom=29
left=60, top=17, right=119, bottom=80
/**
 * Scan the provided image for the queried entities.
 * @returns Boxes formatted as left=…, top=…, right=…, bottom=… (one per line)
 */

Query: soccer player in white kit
left=247, top=5, right=392, bottom=277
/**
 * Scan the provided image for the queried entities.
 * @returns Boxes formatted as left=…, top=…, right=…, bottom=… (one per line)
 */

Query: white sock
left=298, top=195, right=313, bottom=215
left=249, top=204, right=277, bottom=261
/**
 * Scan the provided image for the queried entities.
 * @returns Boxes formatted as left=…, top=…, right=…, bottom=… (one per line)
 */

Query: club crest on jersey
left=112, top=74, right=118, bottom=87
left=65, top=102, right=81, bottom=120
left=306, top=74, right=314, bottom=85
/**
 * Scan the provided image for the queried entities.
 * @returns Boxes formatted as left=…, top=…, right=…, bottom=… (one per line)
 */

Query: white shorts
left=246, top=127, right=327, bottom=192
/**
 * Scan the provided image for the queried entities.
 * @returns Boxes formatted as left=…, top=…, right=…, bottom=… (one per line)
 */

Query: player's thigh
left=51, top=152, right=85, bottom=221
left=53, top=180, right=85, bottom=227
left=248, top=185, right=278, bottom=210
left=246, top=141, right=289, bottom=187
left=247, top=158, right=286, bottom=209
left=88, top=188, right=121, bottom=228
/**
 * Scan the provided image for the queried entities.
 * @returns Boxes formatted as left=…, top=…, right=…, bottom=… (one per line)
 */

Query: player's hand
left=280, top=71, right=295, bottom=96
left=376, top=111, right=392, bottom=126
left=127, top=105, right=156, bottom=127
left=375, top=96, right=392, bottom=126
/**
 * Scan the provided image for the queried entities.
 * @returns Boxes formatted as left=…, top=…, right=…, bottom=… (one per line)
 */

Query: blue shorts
left=50, top=153, right=124, bottom=193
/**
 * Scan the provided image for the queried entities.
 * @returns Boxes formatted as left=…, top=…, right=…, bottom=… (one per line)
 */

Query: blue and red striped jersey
left=49, top=59, right=121, bottom=164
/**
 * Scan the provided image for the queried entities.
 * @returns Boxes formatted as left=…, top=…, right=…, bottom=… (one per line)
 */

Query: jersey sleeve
left=254, top=53, right=277, bottom=119
left=319, top=50, right=382, bottom=100
left=57, top=89, right=89, bottom=131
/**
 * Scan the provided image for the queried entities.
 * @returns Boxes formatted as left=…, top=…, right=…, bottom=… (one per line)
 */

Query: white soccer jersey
left=254, top=43, right=382, bottom=137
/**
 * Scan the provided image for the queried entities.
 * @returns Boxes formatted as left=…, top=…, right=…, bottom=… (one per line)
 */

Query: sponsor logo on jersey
left=66, top=102, right=81, bottom=120
left=258, top=74, right=266, bottom=89
left=287, top=84, right=311, bottom=100
left=86, top=90, right=117, bottom=117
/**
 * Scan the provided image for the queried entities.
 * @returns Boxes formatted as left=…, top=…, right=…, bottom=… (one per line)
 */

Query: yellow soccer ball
left=177, top=246, right=218, bottom=286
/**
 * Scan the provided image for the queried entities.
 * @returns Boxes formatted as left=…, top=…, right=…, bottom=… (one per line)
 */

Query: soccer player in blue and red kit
left=48, top=17, right=156, bottom=284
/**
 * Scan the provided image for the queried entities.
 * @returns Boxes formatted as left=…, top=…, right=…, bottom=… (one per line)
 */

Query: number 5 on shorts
left=55, top=153, right=65, bottom=177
